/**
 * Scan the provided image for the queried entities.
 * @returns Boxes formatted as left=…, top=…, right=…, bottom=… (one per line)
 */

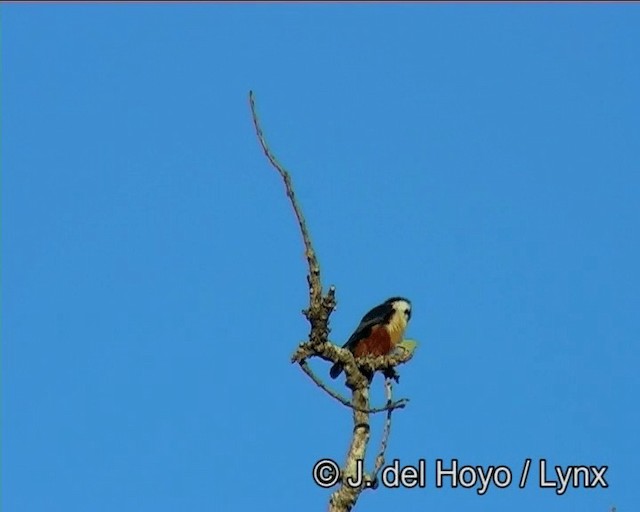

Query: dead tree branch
left=249, top=90, right=335, bottom=345
left=249, top=91, right=413, bottom=512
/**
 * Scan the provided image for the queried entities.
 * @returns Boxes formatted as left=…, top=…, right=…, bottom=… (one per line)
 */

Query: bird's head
left=385, top=297, right=412, bottom=323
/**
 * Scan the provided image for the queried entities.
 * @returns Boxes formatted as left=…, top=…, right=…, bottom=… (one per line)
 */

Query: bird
left=329, top=297, right=412, bottom=379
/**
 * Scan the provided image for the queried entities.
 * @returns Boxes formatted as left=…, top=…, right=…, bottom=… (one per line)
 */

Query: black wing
left=342, top=303, right=393, bottom=352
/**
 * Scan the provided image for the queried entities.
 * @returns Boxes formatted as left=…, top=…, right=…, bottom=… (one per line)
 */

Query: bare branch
left=248, top=91, right=336, bottom=344
left=329, top=386, right=371, bottom=511
left=291, top=339, right=416, bottom=379
left=249, top=91, right=413, bottom=512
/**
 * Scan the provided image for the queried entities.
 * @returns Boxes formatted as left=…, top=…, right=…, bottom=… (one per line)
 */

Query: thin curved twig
left=299, top=361, right=409, bottom=414
left=248, top=91, right=325, bottom=313
left=368, top=378, right=395, bottom=488
left=249, top=89, right=335, bottom=349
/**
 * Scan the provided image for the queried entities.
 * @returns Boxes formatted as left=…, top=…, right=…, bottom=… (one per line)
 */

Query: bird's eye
left=405, top=309, right=411, bottom=319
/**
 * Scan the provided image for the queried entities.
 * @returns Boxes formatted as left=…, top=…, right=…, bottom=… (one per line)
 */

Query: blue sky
left=3, top=4, right=639, bottom=512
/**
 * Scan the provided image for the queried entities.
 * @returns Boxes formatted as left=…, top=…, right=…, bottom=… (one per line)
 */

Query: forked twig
left=299, top=361, right=409, bottom=414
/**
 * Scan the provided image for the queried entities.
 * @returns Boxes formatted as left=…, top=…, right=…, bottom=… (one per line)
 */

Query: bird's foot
left=382, top=367, right=400, bottom=383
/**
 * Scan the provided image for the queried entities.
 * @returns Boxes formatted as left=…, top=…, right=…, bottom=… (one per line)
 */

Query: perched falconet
left=330, top=297, right=412, bottom=379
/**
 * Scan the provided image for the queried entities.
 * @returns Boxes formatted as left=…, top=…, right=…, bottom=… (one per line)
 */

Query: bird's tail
left=329, top=362, right=343, bottom=379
